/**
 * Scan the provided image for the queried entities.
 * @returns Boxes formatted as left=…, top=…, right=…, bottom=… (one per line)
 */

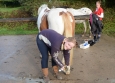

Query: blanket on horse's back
left=89, top=13, right=103, bottom=35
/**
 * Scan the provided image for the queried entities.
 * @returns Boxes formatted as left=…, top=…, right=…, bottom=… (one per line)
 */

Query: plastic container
left=80, top=41, right=90, bottom=49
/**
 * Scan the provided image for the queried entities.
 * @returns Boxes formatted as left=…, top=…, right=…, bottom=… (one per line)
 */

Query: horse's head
left=80, top=7, right=92, bottom=15
left=38, top=4, right=50, bottom=15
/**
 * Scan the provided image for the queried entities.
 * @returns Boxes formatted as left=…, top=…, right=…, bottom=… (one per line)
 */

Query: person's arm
left=98, top=12, right=104, bottom=18
left=99, top=8, right=104, bottom=18
left=63, top=50, right=70, bottom=66
left=51, top=47, right=64, bottom=68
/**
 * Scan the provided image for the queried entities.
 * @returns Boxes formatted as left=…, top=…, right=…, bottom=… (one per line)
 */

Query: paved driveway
left=0, top=34, right=115, bottom=83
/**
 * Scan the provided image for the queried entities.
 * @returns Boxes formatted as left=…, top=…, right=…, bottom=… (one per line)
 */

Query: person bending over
left=36, top=29, right=77, bottom=83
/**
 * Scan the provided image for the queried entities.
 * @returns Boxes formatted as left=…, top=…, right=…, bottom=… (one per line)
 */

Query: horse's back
left=67, top=7, right=92, bottom=16
left=47, top=8, right=68, bottom=35
left=47, top=8, right=75, bottom=36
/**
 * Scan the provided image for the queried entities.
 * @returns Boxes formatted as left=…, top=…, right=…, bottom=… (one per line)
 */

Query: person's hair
left=96, top=0, right=101, bottom=4
left=66, top=37, right=78, bottom=48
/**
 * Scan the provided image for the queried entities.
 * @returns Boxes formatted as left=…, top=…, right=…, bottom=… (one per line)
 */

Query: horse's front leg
left=88, top=22, right=92, bottom=38
left=82, top=21, right=87, bottom=37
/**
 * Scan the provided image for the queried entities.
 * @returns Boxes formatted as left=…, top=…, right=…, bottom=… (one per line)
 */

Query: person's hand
left=97, top=15, right=101, bottom=18
left=59, top=66, right=66, bottom=72
left=59, top=65, right=70, bottom=74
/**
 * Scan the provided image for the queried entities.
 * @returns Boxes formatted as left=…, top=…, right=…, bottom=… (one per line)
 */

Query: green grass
left=0, top=30, right=38, bottom=35
left=0, top=22, right=38, bottom=35
left=0, top=7, right=21, bottom=13
left=0, top=27, right=38, bottom=35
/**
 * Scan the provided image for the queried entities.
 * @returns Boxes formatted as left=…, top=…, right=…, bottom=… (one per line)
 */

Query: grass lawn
left=0, top=30, right=38, bottom=35
left=0, top=26, right=38, bottom=35
left=0, top=7, right=21, bottom=13
left=0, top=22, right=38, bottom=35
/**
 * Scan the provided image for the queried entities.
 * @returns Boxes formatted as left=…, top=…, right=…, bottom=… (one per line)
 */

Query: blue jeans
left=36, top=35, right=57, bottom=68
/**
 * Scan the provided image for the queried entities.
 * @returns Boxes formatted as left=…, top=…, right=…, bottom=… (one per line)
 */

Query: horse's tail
left=60, top=11, right=75, bottom=37
left=61, top=11, right=75, bottom=66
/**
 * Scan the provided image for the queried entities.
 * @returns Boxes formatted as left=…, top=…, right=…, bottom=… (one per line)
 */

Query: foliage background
left=0, top=0, right=115, bottom=36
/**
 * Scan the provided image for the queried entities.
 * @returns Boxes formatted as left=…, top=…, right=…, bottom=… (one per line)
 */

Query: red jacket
left=94, top=7, right=104, bottom=20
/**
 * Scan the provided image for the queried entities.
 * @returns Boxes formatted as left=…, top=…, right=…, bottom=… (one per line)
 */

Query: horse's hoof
left=65, top=66, right=70, bottom=75
left=65, top=70, right=70, bottom=75
left=82, top=34, right=84, bottom=37
left=89, top=36, right=91, bottom=38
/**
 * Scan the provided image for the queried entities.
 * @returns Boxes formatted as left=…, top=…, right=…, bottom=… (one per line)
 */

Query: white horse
left=37, top=4, right=75, bottom=74
left=67, top=7, right=92, bottom=37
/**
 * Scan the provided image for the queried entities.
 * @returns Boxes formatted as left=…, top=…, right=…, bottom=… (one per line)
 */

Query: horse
left=66, top=7, right=92, bottom=37
left=37, top=4, right=75, bottom=74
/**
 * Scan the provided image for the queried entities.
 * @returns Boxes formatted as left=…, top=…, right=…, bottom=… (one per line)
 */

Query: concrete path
left=0, top=34, right=115, bottom=83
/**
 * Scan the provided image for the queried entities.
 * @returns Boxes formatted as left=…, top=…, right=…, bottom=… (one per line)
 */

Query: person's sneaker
left=54, top=73, right=63, bottom=80
left=88, top=40, right=96, bottom=46
left=43, top=76, right=51, bottom=83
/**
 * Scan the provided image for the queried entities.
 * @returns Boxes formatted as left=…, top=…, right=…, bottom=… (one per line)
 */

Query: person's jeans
left=93, top=32, right=101, bottom=42
left=36, top=35, right=57, bottom=68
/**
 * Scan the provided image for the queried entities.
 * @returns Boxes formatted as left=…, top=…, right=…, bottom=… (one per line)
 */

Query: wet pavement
left=0, top=34, right=115, bottom=83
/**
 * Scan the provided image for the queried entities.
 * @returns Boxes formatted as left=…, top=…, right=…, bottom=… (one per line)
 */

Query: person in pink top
left=94, top=0, right=104, bottom=21
left=90, top=0, right=104, bottom=42
left=88, top=1, right=104, bottom=45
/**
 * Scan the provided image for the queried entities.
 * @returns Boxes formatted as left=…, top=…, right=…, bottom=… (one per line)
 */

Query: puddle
left=111, top=79, right=115, bottom=83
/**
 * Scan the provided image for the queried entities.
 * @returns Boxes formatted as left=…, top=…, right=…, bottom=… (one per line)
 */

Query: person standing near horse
left=36, top=29, right=77, bottom=83
left=93, top=0, right=104, bottom=41
left=94, top=0, right=104, bottom=21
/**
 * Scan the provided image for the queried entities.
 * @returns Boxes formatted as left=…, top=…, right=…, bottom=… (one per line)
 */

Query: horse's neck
left=67, top=8, right=83, bottom=16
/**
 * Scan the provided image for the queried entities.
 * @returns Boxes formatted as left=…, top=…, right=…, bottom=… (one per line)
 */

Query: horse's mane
left=40, top=4, right=48, bottom=8
left=38, top=4, right=49, bottom=15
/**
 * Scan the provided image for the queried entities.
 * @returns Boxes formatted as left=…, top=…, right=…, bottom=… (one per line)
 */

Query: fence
left=0, top=15, right=90, bottom=22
